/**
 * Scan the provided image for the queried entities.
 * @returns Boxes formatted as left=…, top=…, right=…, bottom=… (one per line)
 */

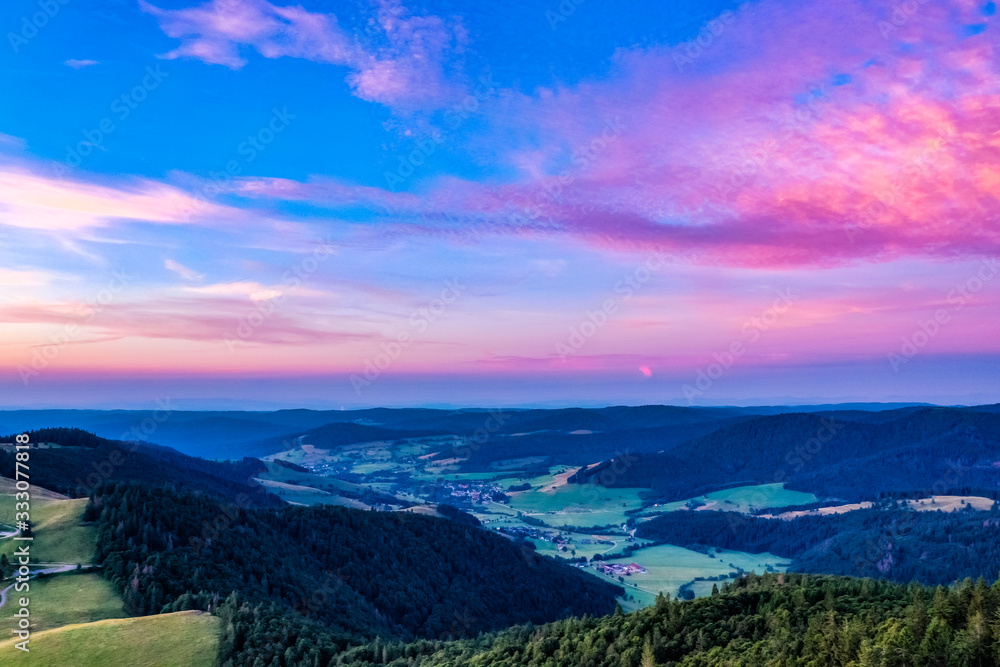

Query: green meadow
left=650, top=483, right=817, bottom=514
left=506, top=483, right=646, bottom=528
left=585, top=543, right=791, bottom=605
left=0, top=611, right=220, bottom=667
left=0, top=573, right=127, bottom=632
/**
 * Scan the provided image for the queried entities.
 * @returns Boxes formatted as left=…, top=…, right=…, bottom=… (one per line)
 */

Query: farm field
left=0, top=573, right=127, bottom=632
left=650, top=483, right=818, bottom=514
left=527, top=532, right=622, bottom=560
left=506, top=483, right=646, bottom=528
left=411, top=471, right=511, bottom=482
left=908, top=495, right=996, bottom=512
left=584, top=544, right=791, bottom=604
left=764, top=501, right=874, bottom=519
left=257, top=461, right=375, bottom=492
left=255, top=461, right=423, bottom=508
left=0, top=610, right=220, bottom=666
left=351, top=462, right=403, bottom=475
left=255, top=478, right=368, bottom=508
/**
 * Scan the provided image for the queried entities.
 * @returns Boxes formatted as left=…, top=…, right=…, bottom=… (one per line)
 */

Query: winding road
left=0, top=563, right=83, bottom=610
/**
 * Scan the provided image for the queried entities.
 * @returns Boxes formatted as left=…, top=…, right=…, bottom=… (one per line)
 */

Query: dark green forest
left=88, top=483, right=622, bottom=665
left=0, top=427, right=280, bottom=506
left=6, top=410, right=1000, bottom=666
left=570, top=409, right=1000, bottom=502
left=636, top=507, right=1000, bottom=586
left=327, top=572, right=1000, bottom=667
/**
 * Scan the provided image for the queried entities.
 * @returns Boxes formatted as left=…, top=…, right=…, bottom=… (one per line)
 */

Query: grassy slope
left=650, top=483, right=818, bottom=514
left=506, top=483, right=646, bottom=528
left=256, top=478, right=369, bottom=508
left=0, top=477, right=96, bottom=564
left=0, top=573, right=127, bottom=632
left=255, top=462, right=374, bottom=508
left=0, top=610, right=220, bottom=666
left=0, top=498, right=95, bottom=564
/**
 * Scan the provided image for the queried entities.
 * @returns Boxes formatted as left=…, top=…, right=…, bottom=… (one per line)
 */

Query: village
left=594, top=562, right=648, bottom=577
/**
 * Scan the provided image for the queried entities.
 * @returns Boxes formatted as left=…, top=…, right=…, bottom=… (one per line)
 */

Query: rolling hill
left=570, top=407, right=1000, bottom=502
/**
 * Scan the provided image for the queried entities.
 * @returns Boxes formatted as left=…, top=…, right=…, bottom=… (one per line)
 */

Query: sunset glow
left=2, top=0, right=999, bottom=407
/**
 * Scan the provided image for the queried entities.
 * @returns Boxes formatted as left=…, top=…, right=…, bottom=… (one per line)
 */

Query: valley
left=1, top=403, right=998, bottom=665
left=245, top=404, right=1000, bottom=603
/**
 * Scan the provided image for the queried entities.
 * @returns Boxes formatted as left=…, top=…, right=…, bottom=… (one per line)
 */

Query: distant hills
left=5, top=405, right=998, bottom=506
left=0, top=427, right=281, bottom=506
left=2, top=403, right=1000, bottom=666
left=0, top=402, right=960, bottom=460
left=569, top=407, right=1000, bottom=502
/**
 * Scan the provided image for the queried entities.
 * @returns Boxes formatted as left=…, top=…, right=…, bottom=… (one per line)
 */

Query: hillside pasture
left=0, top=610, right=220, bottom=666
left=0, top=481, right=96, bottom=565
left=0, top=573, right=126, bottom=632
left=649, top=483, right=818, bottom=515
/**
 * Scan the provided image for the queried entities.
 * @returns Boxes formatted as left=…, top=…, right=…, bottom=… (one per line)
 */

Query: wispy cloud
left=0, top=163, right=264, bottom=232
left=164, top=259, right=203, bottom=281
left=223, top=0, right=1000, bottom=268
left=140, top=0, right=466, bottom=107
left=0, top=295, right=369, bottom=347
left=64, top=59, right=99, bottom=69
left=0, top=268, right=59, bottom=288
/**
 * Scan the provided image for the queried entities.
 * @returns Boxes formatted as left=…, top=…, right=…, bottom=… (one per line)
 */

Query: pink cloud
left=0, top=165, right=248, bottom=231
left=221, top=0, right=998, bottom=269
left=140, top=0, right=465, bottom=106
left=0, top=295, right=372, bottom=347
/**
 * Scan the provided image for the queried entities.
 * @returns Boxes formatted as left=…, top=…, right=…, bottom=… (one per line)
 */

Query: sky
left=0, top=0, right=999, bottom=409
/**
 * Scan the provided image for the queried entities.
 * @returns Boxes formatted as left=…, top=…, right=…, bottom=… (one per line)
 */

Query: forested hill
left=636, top=507, right=1000, bottom=586
left=323, top=572, right=1000, bottom=667
left=0, top=427, right=281, bottom=506
left=570, top=408, right=1000, bottom=501
left=90, top=483, right=622, bottom=664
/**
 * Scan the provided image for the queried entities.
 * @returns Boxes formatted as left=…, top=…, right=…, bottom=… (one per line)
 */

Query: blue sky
left=1, top=0, right=999, bottom=409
